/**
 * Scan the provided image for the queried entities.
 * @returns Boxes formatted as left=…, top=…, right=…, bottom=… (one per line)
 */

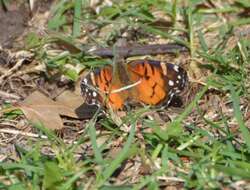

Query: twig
left=0, top=128, right=80, bottom=144
left=88, top=43, right=188, bottom=58
left=29, top=0, right=35, bottom=12
left=0, top=58, right=25, bottom=84
left=0, top=128, right=48, bottom=139
left=0, top=90, right=21, bottom=100
left=157, top=176, right=185, bottom=182
left=0, top=155, right=7, bottom=162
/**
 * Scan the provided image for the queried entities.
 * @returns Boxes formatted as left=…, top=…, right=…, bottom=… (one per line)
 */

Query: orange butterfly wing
left=128, top=60, right=166, bottom=105
left=128, top=60, right=187, bottom=106
left=81, top=60, right=188, bottom=110
left=81, top=66, right=127, bottom=110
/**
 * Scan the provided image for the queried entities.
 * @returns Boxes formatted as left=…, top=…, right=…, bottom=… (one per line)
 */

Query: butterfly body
left=81, top=59, right=188, bottom=110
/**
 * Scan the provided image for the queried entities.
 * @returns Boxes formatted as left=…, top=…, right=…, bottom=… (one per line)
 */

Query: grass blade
left=72, top=0, right=82, bottom=37
left=0, top=163, right=43, bottom=174
left=214, top=164, right=250, bottom=178
left=172, top=84, right=209, bottom=126
left=88, top=119, right=104, bottom=164
left=97, top=124, right=136, bottom=187
left=60, top=168, right=90, bottom=190
left=229, top=85, right=250, bottom=151
left=141, top=24, right=189, bottom=47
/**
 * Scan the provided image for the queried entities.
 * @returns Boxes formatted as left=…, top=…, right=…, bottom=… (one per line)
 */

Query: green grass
left=1, top=0, right=250, bottom=189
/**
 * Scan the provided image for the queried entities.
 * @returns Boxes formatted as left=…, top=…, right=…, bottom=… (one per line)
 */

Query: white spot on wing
left=93, top=92, right=97, bottom=97
left=168, top=80, right=174, bottom=86
left=174, top=65, right=179, bottom=72
left=167, top=99, right=171, bottom=105
left=177, top=75, right=181, bottom=79
left=91, top=99, right=97, bottom=105
left=83, top=78, right=88, bottom=84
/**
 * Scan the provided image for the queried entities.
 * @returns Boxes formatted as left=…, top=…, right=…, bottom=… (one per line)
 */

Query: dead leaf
left=56, top=90, right=83, bottom=110
left=56, top=90, right=98, bottom=119
left=18, top=91, right=78, bottom=130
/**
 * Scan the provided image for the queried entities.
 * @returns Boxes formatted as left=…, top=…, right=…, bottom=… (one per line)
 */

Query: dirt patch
left=0, top=1, right=30, bottom=48
left=0, top=0, right=53, bottom=49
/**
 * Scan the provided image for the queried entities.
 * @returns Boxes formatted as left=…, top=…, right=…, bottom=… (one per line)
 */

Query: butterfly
left=80, top=59, right=188, bottom=110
